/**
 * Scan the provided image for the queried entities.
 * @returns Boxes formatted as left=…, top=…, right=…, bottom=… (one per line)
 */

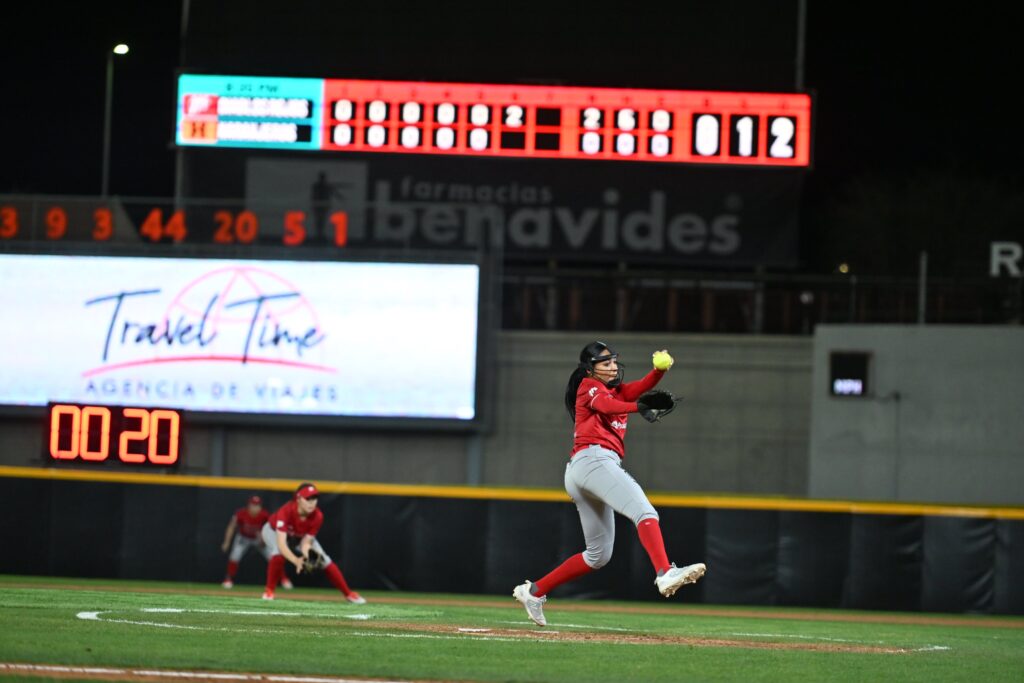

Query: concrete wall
left=808, top=325, right=1024, bottom=506
left=482, top=332, right=811, bottom=494
left=0, top=331, right=813, bottom=495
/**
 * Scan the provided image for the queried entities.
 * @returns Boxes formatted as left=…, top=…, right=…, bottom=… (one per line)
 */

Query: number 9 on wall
left=46, top=403, right=182, bottom=466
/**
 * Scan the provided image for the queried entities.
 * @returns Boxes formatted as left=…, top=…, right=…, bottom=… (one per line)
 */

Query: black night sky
left=2, top=2, right=1022, bottom=276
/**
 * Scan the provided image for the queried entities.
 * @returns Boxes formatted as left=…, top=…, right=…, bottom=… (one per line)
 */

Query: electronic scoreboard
left=175, top=74, right=812, bottom=167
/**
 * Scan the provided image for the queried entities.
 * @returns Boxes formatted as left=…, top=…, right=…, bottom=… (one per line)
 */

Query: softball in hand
left=652, top=350, right=674, bottom=371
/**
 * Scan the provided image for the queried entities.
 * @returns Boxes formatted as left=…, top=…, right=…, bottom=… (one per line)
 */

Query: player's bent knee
left=583, top=544, right=613, bottom=569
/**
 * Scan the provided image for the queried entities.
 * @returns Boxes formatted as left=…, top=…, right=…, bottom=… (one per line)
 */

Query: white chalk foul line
left=77, top=612, right=284, bottom=634
left=0, top=664, right=416, bottom=683
left=141, top=609, right=304, bottom=616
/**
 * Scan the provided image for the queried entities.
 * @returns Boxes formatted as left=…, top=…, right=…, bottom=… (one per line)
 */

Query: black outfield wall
left=2, top=473, right=1022, bottom=615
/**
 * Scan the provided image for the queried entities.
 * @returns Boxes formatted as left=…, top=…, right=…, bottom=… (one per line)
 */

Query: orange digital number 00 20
left=48, top=404, right=180, bottom=466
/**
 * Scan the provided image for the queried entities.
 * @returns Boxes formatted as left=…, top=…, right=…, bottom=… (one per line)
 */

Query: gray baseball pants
left=229, top=533, right=272, bottom=562
left=564, top=444, right=659, bottom=569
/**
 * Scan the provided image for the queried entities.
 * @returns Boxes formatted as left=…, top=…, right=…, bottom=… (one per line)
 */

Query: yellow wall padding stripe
left=2, top=465, right=1023, bottom=519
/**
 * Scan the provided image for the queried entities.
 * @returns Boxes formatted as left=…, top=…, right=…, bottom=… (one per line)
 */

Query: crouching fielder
left=220, top=495, right=293, bottom=590
left=262, top=482, right=365, bottom=604
left=513, top=341, right=706, bottom=626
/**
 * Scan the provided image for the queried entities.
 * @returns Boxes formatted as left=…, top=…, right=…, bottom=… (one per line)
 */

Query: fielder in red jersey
left=513, top=341, right=706, bottom=626
left=219, top=496, right=292, bottom=590
left=261, top=483, right=365, bottom=604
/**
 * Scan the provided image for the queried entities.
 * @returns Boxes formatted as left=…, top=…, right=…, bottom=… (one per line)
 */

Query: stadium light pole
left=102, top=43, right=130, bottom=197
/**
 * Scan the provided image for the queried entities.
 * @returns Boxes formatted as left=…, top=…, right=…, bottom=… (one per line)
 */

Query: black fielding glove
left=301, top=548, right=328, bottom=574
left=636, top=390, right=681, bottom=423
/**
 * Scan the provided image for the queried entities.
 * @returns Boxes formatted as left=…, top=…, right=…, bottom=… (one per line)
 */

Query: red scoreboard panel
left=319, top=80, right=811, bottom=166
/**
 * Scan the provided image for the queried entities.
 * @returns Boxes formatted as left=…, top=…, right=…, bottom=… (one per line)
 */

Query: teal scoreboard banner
left=176, top=74, right=324, bottom=151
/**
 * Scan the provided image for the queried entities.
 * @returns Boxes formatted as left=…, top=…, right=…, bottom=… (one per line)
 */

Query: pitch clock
left=46, top=403, right=182, bottom=466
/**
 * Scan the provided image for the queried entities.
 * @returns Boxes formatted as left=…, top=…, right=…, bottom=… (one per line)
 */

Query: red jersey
left=234, top=508, right=270, bottom=538
left=571, top=369, right=664, bottom=458
left=268, top=500, right=324, bottom=538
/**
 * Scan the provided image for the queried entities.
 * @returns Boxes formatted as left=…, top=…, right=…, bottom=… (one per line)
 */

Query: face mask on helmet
left=581, top=343, right=624, bottom=387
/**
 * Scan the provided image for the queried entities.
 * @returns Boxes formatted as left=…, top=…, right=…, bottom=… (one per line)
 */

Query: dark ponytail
left=564, top=341, right=618, bottom=422
left=564, top=366, right=589, bottom=422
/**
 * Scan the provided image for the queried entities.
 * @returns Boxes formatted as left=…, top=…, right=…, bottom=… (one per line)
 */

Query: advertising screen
left=0, top=254, right=479, bottom=422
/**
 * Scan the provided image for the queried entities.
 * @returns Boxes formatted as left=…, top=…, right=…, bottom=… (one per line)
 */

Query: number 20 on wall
left=47, top=403, right=181, bottom=466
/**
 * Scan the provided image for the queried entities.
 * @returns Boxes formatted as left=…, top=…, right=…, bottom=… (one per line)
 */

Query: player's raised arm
left=618, top=350, right=673, bottom=401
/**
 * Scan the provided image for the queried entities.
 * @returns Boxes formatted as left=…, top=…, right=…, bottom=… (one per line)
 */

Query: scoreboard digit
left=176, top=74, right=812, bottom=167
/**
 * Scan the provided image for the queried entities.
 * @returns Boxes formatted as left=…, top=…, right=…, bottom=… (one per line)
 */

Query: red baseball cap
left=296, top=484, right=319, bottom=499
left=248, top=495, right=262, bottom=505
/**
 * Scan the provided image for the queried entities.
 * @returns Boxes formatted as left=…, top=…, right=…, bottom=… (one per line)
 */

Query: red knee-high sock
left=324, top=562, right=353, bottom=596
left=636, top=519, right=671, bottom=574
left=226, top=560, right=239, bottom=579
left=265, top=555, right=285, bottom=592
left=532, top=552, right=593, bottom=597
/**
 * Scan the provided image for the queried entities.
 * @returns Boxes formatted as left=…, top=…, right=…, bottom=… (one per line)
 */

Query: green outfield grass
left=1, top=576, right=1022, bottom=683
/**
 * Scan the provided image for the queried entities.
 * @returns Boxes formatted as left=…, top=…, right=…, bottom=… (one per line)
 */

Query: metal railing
left=500, top=267, right=1024, bottom=334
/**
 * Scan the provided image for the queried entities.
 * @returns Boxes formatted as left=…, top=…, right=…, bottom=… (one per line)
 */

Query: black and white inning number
left=332, top=99, right=354, bottom=146
left=501, top=105, right=527, bottom=150
left=364, top=100, right=389, bottom=147
left=579, top=107, right=604, bottom=154
left=467, top=104, right=491, bottom=151
left=648, top=109, right=672, bottom=157
left=433, top=103, right=458, bottom=150
left=400, top=102, right=422, bottom=148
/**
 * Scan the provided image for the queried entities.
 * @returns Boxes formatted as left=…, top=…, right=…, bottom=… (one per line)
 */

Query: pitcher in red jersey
left=512, top=341, right=705, bottom=626
left=220, top=496, right=292, bottom=590
left=261, top=483, right=365, bottom=604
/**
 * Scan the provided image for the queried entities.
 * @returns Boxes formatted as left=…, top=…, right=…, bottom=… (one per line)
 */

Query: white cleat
left=655, top=562, right=706, bottom=597
left=281, top=578, right=294, bottom=590
left=512, top=581, right=547, bottom=627
left=261, top=590, right=275, bottom=601
left=346, top=592, right=367, bottom=605
left=221, top=579, right=234, bottom=589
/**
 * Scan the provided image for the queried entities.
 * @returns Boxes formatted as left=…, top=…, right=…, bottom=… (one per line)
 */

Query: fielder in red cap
left=261, top=482, right=365, bottom=604
left=220, top=495, right=292, bottom=590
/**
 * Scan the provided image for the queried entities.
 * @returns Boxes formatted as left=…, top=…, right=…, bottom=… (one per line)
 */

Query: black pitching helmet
left=579, top=341, right=624, bottom=387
